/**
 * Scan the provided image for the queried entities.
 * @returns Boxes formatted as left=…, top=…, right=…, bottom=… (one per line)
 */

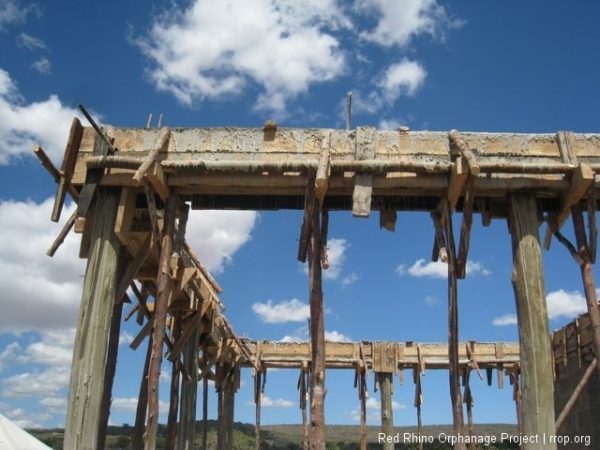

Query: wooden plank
left=457, top=176, right=475, bottom=279
left=379, top=372, right=394, bottom=450
left=447, top=156, right=469, bottom=212
left=52, top=118, right=84, bottom=222
left=114, top=187, right=138, bottom=245
left=449, top=130, right=480, bottom=176
left=114, top=234, right=152, bottom=304
left=131, top=127, right=171, bottom=185
left=34, top=144, right=80, bottom=201
left=352, top=173, right=373, bottom=217
left=47, top=210, right=77, bottom=257
left=315, top=132, right=331, bottom=206
left=297, top=170, right=316, bottom=263
left=147, top=161, right=170, bottom=201
left=379, top=209, right=397, bottom=232
left=508, top=193, right=557, bottom=450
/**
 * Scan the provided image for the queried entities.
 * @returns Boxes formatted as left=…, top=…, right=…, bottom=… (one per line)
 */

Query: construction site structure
left=35, top=118, right=600, bottom=450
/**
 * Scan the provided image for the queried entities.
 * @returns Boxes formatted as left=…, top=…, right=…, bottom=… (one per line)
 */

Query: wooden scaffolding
left=36, top=117, right=600, bottom=450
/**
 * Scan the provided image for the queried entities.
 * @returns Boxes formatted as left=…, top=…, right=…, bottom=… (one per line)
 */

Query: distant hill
left=29, top=421, right=520, bottom=449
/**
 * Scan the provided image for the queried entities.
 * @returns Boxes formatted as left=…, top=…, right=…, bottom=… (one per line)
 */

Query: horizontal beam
left=239, top=340, right=519, bottom=370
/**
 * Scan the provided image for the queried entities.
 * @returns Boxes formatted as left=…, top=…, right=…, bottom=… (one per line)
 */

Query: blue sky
left=0, top=0, right=599, bottom=430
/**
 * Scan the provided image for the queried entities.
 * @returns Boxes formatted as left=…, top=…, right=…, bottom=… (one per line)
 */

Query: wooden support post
left=414, top=367, right=423, bottom=450
left=508, top=194, right=556, bottom=450
left=298, top=170, right=316, bottom=263
left=359, top=368, right=367, bottom=450
left=201, top=376, right=208, bottom=450
left=177, top=321, right=199, bottom=450
left=298, top=362, right=309, bottom=450
left=145, top=194, right=178, bottom=450
left=315, top=133, right=331, bottom=206
left=218, top=368, right=236, bottom=450
left=64, top=187, right=123, bottom=450
left=97, top=295, right=124, bottom=450
left=457, top=176, right=475, bottom=279
left=166, top=316, right=181, bottom=450
left=572, top=203, right=600, bottom=383
left=379, top=372, right=394, bottom=450
left=132, top=335, right=152, bottom=449
left=254, top=369, right=262, bottom=450
left=132, top=127, right=171, bottom=185
left=47, top=209, right=77, bottom=257
left=463, top=370, right=475, bottom=450
left=309, top=207, right=326, bottom=449
left=443, top=201, right=465, bottom=449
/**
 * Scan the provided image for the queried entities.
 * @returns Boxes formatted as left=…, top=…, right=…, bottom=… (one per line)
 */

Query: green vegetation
left=29, top=422, right=519, bottom=449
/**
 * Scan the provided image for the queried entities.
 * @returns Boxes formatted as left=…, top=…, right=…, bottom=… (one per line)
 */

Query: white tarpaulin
left=0, top=414, right=52, bottom=450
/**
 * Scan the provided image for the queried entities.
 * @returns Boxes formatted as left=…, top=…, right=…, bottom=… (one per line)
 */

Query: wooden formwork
left=36, top=118, right=600, bottom=450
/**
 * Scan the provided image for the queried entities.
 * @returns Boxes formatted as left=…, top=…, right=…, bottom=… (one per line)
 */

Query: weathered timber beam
left=34, top=144, right=80, bottom=202
left=457, top=176, right=475, bottom=279
left=544, top=163, right=595, bottom=249
left=447, top=156, right=469, bottom=212
left=131, top=127, right=171, bottom=185
left=449, top=129, right=480, bottom=176
left=315, top=132, right=331, bottom=206
left=297, top=170, right=316, bottom=263
left=52, top=118, right=84, bottom=222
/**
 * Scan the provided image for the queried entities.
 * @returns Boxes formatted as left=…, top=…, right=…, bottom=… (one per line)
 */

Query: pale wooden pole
left=509, top=193, right=556, bottom=450
left=178, top=323, right=200, bottom=450
left=64, top=187, right=123, bottom=450
left=379, top=372, right=394, bottom=450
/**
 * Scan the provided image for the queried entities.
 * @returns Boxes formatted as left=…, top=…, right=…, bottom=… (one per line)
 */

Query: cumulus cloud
left=135, top=0, right=460, bottom=115
left=0, top=199, right=84, bottom=332
left=135, top=0, right=347, bottom=114
left=302, top=237, right=350, bottom=282
left=0, top=68, right=82, bottom=165
left=186, top=209, right=257, bottom=274
left=492, top=288, right=599, bottom=326
left=346, top=397, right=405, bottom=423
left=260, top=396, right=295, bottom=408
left=111, top=397, right=169, bottom=414
left=252, top=298, right=310, bottom=323
left=325, top=330, right=351, bottom=342
left=377, top=59, right=427, bottom=102
left=357, top=0, right=463, bottom=47
left=492, top=314, right=518, bottom=327
left=396, top=259, right=491, bottom=279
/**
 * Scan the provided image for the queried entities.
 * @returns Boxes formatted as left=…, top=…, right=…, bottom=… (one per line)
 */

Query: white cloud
left=260, top=396, right=295, bottom=408
left=325, top=330, right=351, bottom=342
left=324, top=238, right=348, bottom=280
left=16, top=32, right=47, bottom=51
left=0, top=199, right=84, bottom=332
left=119, top=331, right=134, bottom=346
left=252, top=298, right=309, bottom=323
left=396, top=258, right=491, bottom=279
left=111, top=397, right=169, bottom=414
left=378, top=58, right=426, bottom=102
left=0, top=0, right=39, bottom=32
left=424, top=295, right=440, bottom=307
left=357, top=0, right=462, bottom=47
left=492, top=314, right=518, bottom=326
left=135, top=0, right=348, bottom=115
left=0, top=68, right=82, bottom=165
left=492, top=288, right=599, bottom=326
left=186, top=210, right=257, bottom=275
left=341, top=272, right=359, bottom=287
left=1, top=366, right=70, bottom=398
left=346, top=397, right=405, bottom=423
left=39, top=397, right=66, bottom=415
left=546, top=289, right=591, bottom=321
left=31, top=57, right=51, bottom=75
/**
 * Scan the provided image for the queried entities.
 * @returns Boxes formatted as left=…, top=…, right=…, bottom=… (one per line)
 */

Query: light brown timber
left=64, top=187, right=122, bottom=450
left=509, top=193, right=556, bottom=450
left=379, top=372, right=394, bottom=450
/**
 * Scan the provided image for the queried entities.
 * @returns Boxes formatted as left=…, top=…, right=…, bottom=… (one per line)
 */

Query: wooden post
left=309, top=208, right=326, bottom=449
left=201, top=376, right=209, bottom=450
left=254, top=370, right=262, bottom=450
left=218, top=369, right=236, bottom=450
left=508, top=194, right=556, bottom=450
left=359, top=369, right=367, bottom=450
left=166, top=317, right=181, bottom=450
left=178, top=324, right=200, bottom=450
left=571, top=203, right=600, bottom=381
left=145, top=194, right=178, bottom=450
left=97, top=297, right=124, bottom=450
left=132, top=335, right=152, bottom=449
left=64, top=187, right=123, bottom=450
left=379, top=373, right=394, bottom=450
left=463, top=370, right=475, bottom=450
left=444, top=202, right=465, bottom=449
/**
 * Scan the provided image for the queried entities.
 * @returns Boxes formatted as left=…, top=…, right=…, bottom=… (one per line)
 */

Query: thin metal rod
left=78, top=104, right=118, bottom=154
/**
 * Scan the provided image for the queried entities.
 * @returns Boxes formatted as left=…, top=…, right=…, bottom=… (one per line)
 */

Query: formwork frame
left=36, top=121, right=600, bottom=449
